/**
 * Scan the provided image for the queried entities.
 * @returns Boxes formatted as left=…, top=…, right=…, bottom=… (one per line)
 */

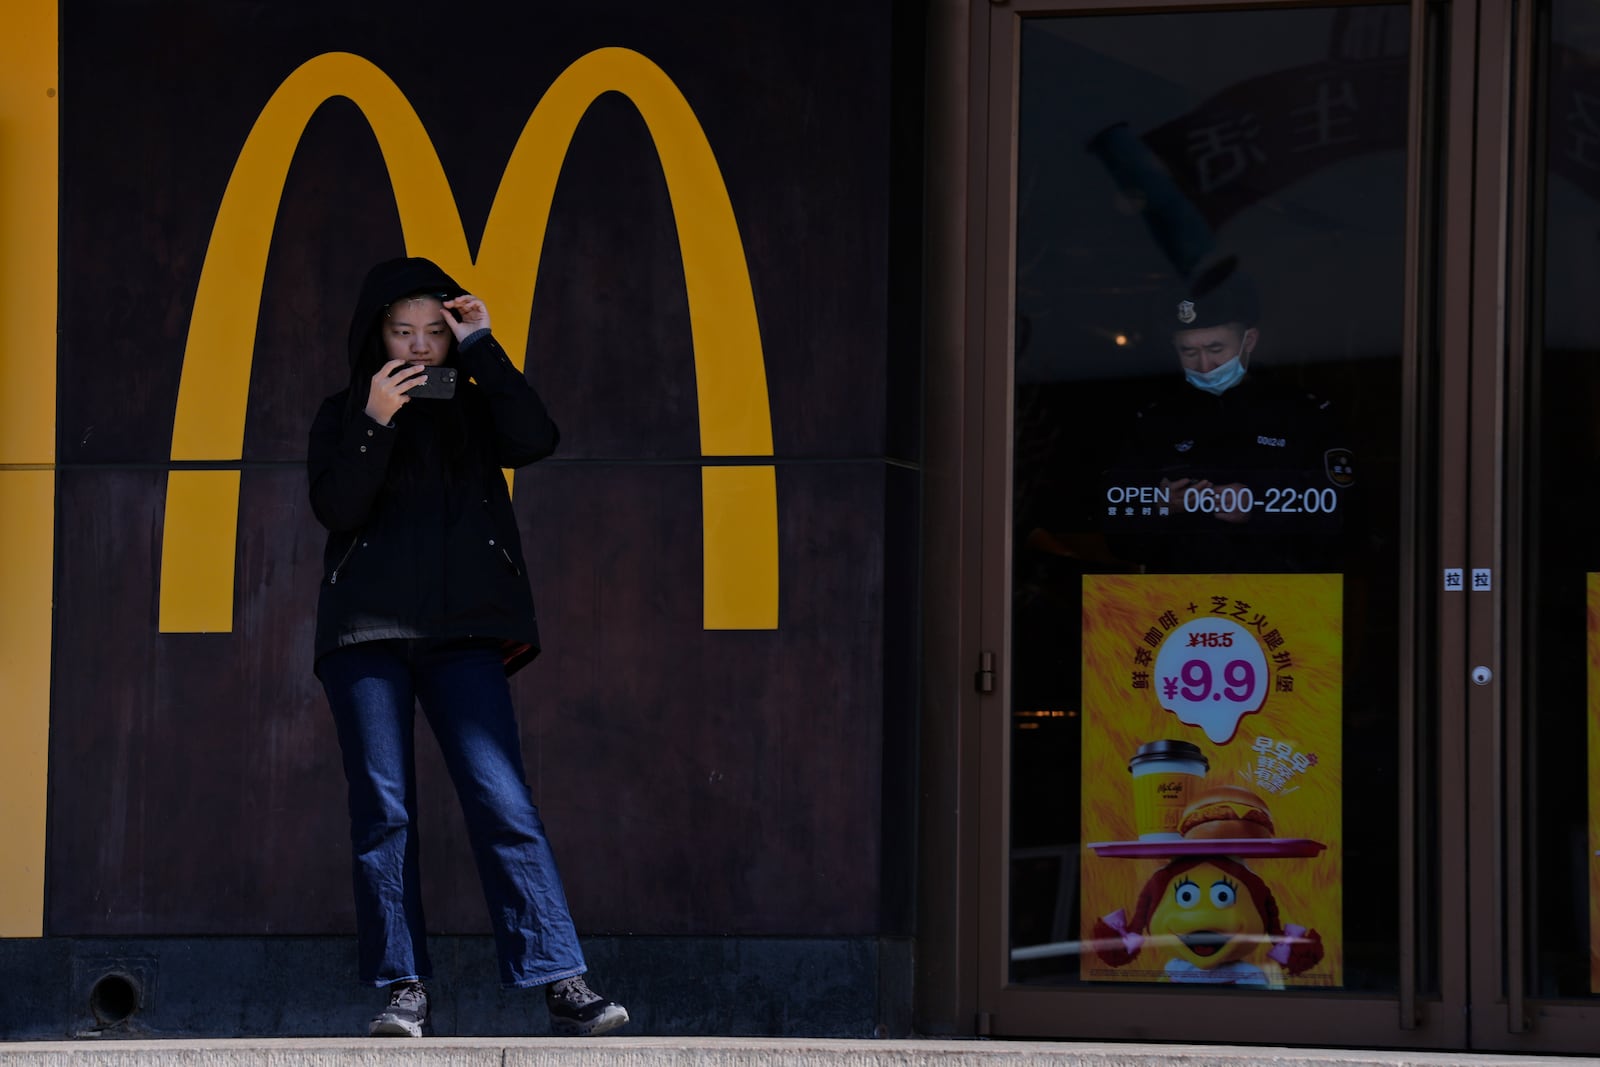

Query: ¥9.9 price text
left=1152, top=618, right=1270, bottom=742
left=1165, top=656, right=1258, bottom=704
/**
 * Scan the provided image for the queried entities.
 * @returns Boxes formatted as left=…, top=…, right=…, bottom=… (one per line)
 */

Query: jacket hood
left=346, top=256, right=465, bottom=368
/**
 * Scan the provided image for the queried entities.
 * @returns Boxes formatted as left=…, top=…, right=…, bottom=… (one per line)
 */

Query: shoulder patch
left=1325, top=447, right=1355, bottom=487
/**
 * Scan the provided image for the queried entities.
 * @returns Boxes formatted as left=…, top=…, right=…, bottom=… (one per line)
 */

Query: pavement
left=0, top=1038, right=1598, bottom=1067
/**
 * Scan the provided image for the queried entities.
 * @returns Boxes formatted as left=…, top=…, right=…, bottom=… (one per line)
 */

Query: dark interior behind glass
left=1008, top=6, right=1410, bottom=993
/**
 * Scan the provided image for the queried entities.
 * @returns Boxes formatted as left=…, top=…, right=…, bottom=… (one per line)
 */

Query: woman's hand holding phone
left=365, top=359, right=427, bottom=426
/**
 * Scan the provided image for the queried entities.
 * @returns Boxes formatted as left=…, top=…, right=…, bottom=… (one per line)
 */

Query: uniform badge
left=1177, top=300, right=1197, bottom=325
left=1324, top=448, right=1355, bottom=487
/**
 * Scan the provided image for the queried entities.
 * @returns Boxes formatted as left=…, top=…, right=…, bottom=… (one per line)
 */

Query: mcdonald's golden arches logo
left=159, top=47, right=778, bottom=634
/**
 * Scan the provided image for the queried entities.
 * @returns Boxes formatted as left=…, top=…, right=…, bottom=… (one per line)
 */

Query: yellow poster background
left=1586, top=573, right=1600, bottom=992
left=1080, top=573, right=1343, bottom=987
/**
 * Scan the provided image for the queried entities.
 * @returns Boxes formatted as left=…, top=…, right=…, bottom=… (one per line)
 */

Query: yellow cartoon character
left=1093, top=856, right=1323, bottom=985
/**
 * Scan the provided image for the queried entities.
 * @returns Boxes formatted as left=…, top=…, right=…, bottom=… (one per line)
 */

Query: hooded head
left=346, top=256, right=466, bottom=371
left=343, top=256, right=472, bottom=486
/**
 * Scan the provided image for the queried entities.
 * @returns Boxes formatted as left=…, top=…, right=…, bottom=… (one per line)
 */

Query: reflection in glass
left=1008, top=8, right=1407, bottom=993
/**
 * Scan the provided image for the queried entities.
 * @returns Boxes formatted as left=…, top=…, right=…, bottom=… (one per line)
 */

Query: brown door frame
left=962, top=0, right=1477, bottom=1046
left=914, top=0, right=992, bottom=1038
left=1464, top=0, right=1522, bottom=1045
left=1465, top=0, right=1600, bottom=1050
left=919, top=0, right=1600, bottom=1049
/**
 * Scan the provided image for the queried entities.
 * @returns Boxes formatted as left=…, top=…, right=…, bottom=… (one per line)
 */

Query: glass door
left=975, top=0, right=1600, bottom=1052
left=1476, top=0, right=1600, bottom=1048
left=975, top=0, right=1469, bottom=1047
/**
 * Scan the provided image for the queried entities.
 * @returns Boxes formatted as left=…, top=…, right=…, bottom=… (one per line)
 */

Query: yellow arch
left=161, top=49, right=777, bottom=632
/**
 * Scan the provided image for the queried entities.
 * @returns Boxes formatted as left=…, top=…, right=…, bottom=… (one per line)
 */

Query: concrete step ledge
left=0, top=1039, right=1595, bottom=1067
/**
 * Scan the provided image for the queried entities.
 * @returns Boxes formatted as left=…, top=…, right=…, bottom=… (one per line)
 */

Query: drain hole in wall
left=89, top=972, right=141, bottom=1026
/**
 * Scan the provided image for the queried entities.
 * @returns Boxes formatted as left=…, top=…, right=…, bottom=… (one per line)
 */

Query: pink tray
left=1087, top=838, right=1327, bottom=859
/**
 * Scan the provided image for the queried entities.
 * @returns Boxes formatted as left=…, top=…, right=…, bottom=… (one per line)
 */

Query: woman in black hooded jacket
left=307, top=256, right=627, bottom=1038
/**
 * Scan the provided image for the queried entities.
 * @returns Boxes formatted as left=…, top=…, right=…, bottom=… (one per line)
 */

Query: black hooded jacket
left=307, top=257, right=559, bottom=675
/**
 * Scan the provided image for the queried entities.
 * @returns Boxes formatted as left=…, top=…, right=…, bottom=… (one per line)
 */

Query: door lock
left=1471, top=665, right=1493, bottom=686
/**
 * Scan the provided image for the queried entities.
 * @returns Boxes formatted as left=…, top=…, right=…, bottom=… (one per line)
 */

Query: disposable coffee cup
left=1129, top=740, right=1209, bottom=841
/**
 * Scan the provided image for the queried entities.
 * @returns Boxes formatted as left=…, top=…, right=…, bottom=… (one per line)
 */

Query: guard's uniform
left=1102, top=368, right=1354, bottom=573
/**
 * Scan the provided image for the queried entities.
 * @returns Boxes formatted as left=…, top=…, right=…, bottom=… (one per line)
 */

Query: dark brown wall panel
left=59, top=1, right=891, bottom=465
left=48, top=468, right=347, bottom=934
left=51, top=0, right=902, bottom=938
left=49, top=462, right=886, bottom=936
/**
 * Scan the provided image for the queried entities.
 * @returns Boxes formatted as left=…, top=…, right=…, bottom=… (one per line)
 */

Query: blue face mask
left=1183, top=339, right=1249, bottom=396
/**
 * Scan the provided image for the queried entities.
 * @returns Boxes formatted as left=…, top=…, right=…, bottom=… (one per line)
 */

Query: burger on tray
left=1177, top=784, right=1275, bottom=840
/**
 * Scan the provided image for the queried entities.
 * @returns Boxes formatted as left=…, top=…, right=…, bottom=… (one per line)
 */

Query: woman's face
left=382, top=296, right=452, bottom=367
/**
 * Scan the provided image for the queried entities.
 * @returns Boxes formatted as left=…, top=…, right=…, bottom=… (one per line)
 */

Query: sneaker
left=369, top=979, right=428, bottom=1037
left=545, top=975, right=629, bottom=1036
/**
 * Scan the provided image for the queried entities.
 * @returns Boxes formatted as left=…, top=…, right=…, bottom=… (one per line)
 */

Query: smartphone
left=405, top=366, right=457, bottom=400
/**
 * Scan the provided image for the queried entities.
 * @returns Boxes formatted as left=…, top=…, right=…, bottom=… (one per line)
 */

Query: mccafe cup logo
left=159, top=48, right=778, bottom=635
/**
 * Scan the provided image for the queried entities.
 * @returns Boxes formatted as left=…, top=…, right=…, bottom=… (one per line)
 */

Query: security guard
left=1102, top=264, right=1355, bottom=573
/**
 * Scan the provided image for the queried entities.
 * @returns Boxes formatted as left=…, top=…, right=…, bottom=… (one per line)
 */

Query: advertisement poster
left=1587, top=574, right=1600, bottom=993
left=1080, top=573, right=1342, bottom=988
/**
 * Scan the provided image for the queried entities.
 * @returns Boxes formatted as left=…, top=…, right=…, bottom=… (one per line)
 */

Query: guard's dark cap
left=1169, top=258, right=1259, bottom=332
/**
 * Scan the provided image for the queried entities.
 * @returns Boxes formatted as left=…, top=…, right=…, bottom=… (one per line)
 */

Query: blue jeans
left=318, top=639, right=587, bottom=989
